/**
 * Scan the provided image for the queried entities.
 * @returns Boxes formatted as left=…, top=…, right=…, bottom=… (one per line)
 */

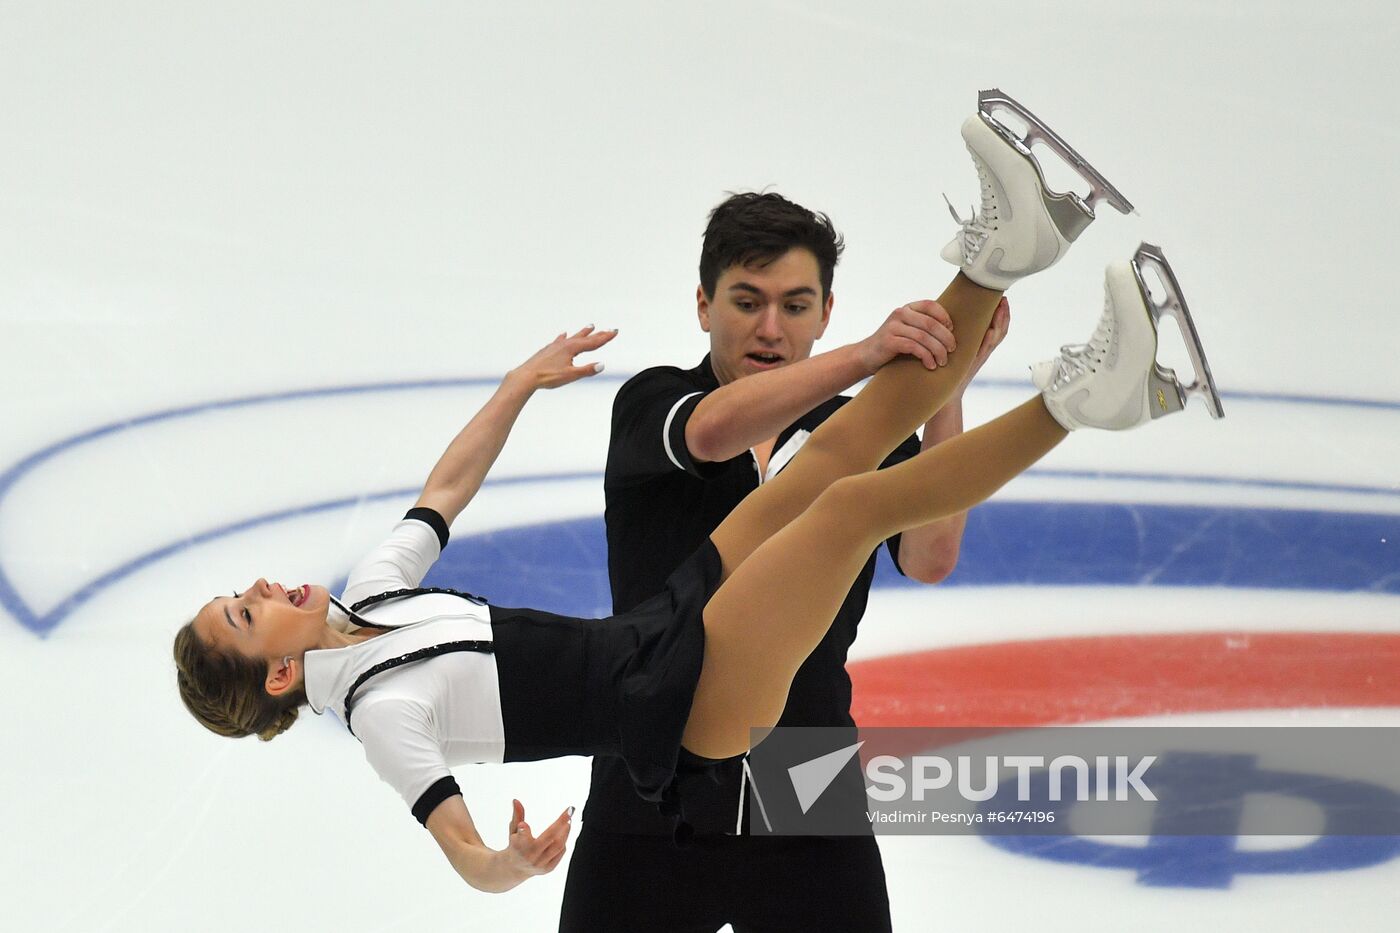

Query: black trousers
left=558, top=827, right=893, bottom=933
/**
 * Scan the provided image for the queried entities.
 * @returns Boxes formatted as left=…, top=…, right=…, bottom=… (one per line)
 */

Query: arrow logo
left=788, top=741, right=865, bottom=814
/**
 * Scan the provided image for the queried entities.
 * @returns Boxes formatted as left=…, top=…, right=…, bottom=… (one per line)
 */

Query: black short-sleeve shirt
left=592, top=355, right=922, bottom=834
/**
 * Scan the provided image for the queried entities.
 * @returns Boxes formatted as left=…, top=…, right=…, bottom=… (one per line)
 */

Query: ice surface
left=3, top=3, right=1398, bottom=930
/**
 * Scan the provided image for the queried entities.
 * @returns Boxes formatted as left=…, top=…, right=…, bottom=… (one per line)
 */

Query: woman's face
left=192, top=578, right=332, bottom=674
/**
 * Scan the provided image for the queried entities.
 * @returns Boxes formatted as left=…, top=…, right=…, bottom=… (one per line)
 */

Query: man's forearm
left=686, top=343, right=870, bottom=462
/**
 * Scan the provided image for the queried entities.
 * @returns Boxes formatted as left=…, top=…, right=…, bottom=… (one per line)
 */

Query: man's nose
left=754, top=307, right=783, bottom=340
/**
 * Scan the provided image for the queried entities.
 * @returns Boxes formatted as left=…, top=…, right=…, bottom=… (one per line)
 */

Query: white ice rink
left=3, top=2, right=1399, bottom=930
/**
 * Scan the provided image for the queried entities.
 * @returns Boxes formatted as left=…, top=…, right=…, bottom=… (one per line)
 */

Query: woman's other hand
left=500, top=798, right=574, bottom=880
left=427, top=795, right=574, bottom=893
left=510, top=326, right=618, bottom=390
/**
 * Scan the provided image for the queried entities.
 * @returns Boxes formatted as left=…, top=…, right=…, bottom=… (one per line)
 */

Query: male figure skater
left=559, top=191, right=1008, bottom=932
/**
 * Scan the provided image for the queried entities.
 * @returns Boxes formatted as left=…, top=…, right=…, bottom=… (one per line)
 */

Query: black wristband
left=412, top=775, right=462, bottom=826
left=404, top=507, right=450, bottom=551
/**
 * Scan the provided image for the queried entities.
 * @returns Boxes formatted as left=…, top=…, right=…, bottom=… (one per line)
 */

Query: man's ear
left=815, top=291, right=834, bottom=339
left=266, top=656, right=298, bottom=697
left=696, top=284, right=712, bottom=333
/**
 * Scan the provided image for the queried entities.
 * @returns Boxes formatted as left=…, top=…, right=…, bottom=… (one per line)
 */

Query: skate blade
left=977, top=88, right=1136, bottom=219
left=1130, top=243, right=1225, bottom=420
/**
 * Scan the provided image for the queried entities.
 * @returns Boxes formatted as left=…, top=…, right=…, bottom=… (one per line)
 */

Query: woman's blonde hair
left=173, top=621, right=305, bottom=741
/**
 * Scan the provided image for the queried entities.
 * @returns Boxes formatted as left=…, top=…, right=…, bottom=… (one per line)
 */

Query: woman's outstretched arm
left=415, top=326, right=616, bottom=526
left=425, top=796, right=574, bottom=893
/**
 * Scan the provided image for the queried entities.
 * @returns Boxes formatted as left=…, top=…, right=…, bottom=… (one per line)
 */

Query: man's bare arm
left=687, top=302, right=954, bottom=463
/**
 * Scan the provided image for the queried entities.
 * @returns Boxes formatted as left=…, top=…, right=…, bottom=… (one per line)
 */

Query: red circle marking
left=850, top=632, right=1400, bottom=727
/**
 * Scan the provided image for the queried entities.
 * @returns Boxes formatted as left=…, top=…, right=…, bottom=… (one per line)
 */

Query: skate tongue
left=1029, top=358, right=1060, bottom=391
left=940, top=238, right=965, bottom=267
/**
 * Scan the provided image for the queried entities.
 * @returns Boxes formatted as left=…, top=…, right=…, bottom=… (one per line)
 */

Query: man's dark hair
left=699, top=192, right=845, bottom=302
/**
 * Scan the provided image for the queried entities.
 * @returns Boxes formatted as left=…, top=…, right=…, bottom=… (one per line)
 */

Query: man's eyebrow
left=726, top=283, right=817, bottom=299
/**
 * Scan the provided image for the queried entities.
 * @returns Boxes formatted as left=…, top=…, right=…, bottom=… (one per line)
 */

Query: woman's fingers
left=571, top=327, right=618, bottom=350
left=527, top=808, right=573, bottom=872
left=567, top=325, right=621, bottom=345
left=531, top=807, right=572, bottom=844
left=561, top=327, right=617, bottom=361
left=975, top=299, right=1012, bottom=362
left=511, top=824, right=555, bottom=869
left=507, top=805, right=572, bottom=873
left=993, top=298, right=1011, bottom=339
left=547, top=806, right=575, bottom=836
left=533, top=329, right=617, bottom=388
left=551, top=326, right=617, bottom=354
left=513, top=820, right=535, bottom=844
left=509, top=798, right=546, bottom=850
left=538, top=841, right=567, bottom=870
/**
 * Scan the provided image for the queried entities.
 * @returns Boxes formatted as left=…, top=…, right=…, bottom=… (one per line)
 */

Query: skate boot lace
left=943, top=156, right=999, bottom=261
left=1045, top=298, right=1114, bottom=390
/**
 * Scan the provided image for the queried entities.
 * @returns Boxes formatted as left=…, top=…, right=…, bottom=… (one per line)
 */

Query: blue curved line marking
left=31, top=488, right=421, bottom=638
left=3, top=375, right=1399, bottom=637
left=7, top=464, right=1400, bottom=637
left=427, top=503, right=1400, bottom=621
left=0, top=376, right=621, bottom=639
left=4, top=471, right=599, bottom=637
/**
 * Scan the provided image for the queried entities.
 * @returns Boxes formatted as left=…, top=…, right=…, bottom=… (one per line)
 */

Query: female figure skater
left=175, top=252, right=1213, bottom=893
left=174, top=92, right=1222, bottom=892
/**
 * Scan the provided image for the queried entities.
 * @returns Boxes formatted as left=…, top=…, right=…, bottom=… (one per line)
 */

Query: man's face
left=697, top=247, right=833, bottom=386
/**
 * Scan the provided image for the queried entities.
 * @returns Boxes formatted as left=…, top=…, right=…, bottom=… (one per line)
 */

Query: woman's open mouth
left=287, top=584, right=310, bottom=607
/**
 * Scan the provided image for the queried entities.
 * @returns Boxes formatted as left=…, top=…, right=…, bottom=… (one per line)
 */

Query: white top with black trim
left=302, top=513, right=503, bottom=825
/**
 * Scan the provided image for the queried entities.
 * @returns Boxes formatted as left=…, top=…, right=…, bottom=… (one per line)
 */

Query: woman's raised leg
left=682, top=90, right=1160, bottom=757
left=708, top=274, right=1004, bottom=578
left=683, top=243, right=1225, bottom=758
left=705, top=88, right=1141, bottom=580
left=684, top=396, right=1066, bottom=758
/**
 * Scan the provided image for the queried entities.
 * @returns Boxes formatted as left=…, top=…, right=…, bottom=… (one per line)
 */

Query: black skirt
left=490, top=538, right=725, bottom=814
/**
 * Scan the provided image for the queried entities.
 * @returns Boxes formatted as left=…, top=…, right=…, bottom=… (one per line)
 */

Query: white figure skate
left=1033, top=243, right=1225, bottom=431
left=942, top=89, right=1136, bottom=290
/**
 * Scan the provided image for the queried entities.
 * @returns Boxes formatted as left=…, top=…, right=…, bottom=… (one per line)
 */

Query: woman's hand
left=412, top=326, right=615, bottom=527
left=496, top=798, right=574, bottom=884
left=509, top=326, right=618, bottom=391
left=428, top=795, right=574, bottom=893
